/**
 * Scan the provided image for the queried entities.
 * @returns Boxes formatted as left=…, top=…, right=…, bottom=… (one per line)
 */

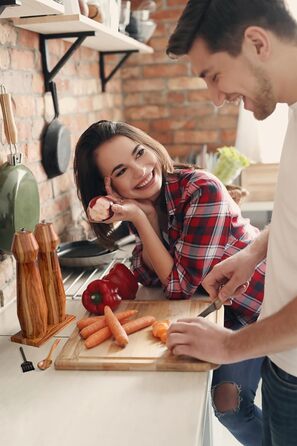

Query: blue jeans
left=262, top=357, right=297, bottom=446
left=212, top=357, right=263, bottom=446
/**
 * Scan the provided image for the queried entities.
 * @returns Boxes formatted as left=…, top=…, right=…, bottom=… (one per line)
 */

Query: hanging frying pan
left=0, top=85, right=40, bottom=253
left=42, top=81, right=71, bottom=178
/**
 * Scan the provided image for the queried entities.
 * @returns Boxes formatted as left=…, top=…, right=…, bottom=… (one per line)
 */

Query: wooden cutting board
left=55, top=299, right=224, bottom=372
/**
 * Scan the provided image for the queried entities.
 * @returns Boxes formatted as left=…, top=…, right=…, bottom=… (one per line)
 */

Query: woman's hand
left=104, top=176, right=157, bottom=224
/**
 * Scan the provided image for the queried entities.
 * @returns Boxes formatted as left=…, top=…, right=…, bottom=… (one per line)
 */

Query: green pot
left=0, top=161, right=40, bottom=253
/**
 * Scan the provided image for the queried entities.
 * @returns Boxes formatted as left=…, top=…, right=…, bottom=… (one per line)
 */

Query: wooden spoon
left=37, top=339, right=61, bottom=370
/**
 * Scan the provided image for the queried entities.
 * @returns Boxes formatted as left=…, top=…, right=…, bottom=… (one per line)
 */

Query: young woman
left=74, top=120, right=265, bottom=446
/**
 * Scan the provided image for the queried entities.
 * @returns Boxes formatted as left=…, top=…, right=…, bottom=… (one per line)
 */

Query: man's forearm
left=246, top=225, right=270, bottom=265
left=226, top=295, right=297, bottom=362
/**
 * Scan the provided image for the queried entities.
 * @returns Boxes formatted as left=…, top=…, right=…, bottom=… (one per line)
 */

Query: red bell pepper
left=104, top=263, right=138, bottom=300
left=82, top=279, right=121, bottom=315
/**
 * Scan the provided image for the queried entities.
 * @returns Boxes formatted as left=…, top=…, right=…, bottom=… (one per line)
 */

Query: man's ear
left=243, top=26, right=271, bottom=61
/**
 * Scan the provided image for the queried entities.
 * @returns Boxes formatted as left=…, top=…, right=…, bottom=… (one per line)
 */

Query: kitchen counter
left=0, top=287, right=213, bottom=446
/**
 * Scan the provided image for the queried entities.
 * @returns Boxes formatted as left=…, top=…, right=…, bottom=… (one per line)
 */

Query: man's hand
left=202, top=250, right=258, bottom=302
left=167, top=318, right=235, bottom=364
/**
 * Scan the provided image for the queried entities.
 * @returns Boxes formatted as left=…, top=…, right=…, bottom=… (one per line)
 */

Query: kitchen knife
left=197, top=298, right=223, bottom=318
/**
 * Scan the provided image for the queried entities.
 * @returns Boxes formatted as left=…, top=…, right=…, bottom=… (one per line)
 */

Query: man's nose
left=208, top=84, right=226, bottom=107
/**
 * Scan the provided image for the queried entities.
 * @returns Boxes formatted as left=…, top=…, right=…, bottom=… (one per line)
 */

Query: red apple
left=88, top=196, right=114, bottom=222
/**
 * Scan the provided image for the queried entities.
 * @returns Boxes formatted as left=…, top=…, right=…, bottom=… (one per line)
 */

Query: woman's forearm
left=133, top=213, right=174, bottom=285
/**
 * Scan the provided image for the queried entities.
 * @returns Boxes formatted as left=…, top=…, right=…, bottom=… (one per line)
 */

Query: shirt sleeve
left=165, top=178, right=232, bottom=300
left=131, top=234, right=161, bottom=287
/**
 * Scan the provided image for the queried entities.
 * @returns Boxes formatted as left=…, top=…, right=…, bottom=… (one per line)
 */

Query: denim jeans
left=262, top=357, right=297, bottom=446
left=212, top=357, right=263, bottom=446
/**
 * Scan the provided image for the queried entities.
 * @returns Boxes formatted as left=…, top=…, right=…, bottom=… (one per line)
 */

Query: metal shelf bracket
left=99, top=50, right=137, bottom=92
left=39, top=31, right=95, bottom=92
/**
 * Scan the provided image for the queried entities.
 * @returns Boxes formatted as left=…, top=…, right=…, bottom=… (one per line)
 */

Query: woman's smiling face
left=95, top=135, right=163, bottom=202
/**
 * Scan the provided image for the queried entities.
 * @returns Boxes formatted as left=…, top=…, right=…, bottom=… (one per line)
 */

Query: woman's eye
left=136, top=147, right=145, bottom=158
left=115, top=168, right=126, bottom=177
left=212, top=73, right=218, bottom=82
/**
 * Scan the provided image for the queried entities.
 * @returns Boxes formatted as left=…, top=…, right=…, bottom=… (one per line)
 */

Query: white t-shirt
left=260, top=101, right=297, bottom=376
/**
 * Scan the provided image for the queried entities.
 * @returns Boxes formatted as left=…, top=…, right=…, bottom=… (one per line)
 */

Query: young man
left=166, top=1, right=297, bottom=445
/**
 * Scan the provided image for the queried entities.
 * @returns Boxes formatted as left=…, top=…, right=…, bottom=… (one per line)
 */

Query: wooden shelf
left=13, top=13, right=153, bottom=53
left=0, top=0, right=63, bottom=18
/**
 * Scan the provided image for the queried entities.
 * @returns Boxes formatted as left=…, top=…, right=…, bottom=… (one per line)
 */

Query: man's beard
left=250, top=65, right=277, bottom=120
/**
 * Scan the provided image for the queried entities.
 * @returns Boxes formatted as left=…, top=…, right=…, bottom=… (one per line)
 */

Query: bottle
left=34, top=221, right=66, bottom=325
left=11, top=229, right=48, bottom=339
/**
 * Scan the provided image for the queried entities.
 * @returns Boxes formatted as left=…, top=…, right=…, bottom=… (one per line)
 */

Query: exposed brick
left=10, top=48, right=35, bottom=70
left=169, top=104, right=215, bottom=117
left=143, top=63, right=187, bottom=78
left=17, top=28, right=39, bottom=49
left=123, top=78, right=165, bottom=93
left=0, top=71, right=33, bottom=93
left=121, top=66, right=142, bottom=79
left=150, top=131, right=174, bottom=145
left=123, top=93, right=143, bottom=107
left=14, top=95, right=36, bottom=118
left=0, top=47, right=10, bottom=70
left=188, top=90, right=212, bottom=101
left=39, top=180, right=54, bottom=203
left=0, top=22, right=17, bottom=46
left=52, top=173, right=74, bottom=197
left=168, top=77, right=207, bottom=90
left=125, top=105, right=169, bottom=120
left=220, top=129, right=237, bottom=145
left=127, top=120, right=150, bottom=133
left=142, top=91, right=168, bottom=105
left=174, top=130, right=219, bottom=144
left=151, top=118, right=195, bottom=132
left=23, top=141, right=42, bottom=163
left=218, top=103, right=240, bottom=116
left=168, top=91, right=186, bottom=103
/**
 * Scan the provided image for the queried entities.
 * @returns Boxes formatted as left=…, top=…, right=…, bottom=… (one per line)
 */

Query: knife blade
left=197, top=298, right=223, bottom=318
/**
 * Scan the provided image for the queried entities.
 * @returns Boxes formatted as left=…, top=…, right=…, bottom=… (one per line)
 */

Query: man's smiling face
left=188, top=36, right=277, bottom=120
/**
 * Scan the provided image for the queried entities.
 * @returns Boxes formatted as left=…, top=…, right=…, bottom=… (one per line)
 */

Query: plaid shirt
left=131, top=169, right=266, bottom=327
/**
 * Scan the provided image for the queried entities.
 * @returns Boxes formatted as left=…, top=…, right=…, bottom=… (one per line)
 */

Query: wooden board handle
left=0, top=92, right=18, bottom=145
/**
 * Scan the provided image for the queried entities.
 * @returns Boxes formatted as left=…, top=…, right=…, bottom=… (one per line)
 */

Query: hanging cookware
left=0, top=85, right=40, bottom=253
left=42, top=81, right=71, bottom=178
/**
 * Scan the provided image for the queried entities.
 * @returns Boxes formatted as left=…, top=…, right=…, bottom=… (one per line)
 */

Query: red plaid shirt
left=131, top=169, right=266, bottom=327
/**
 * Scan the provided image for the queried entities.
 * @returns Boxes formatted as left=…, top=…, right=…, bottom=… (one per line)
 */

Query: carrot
left=123, top=316, right=156, bottom=335
left=84, top=326, right=112, bottom=349
left=152, top=320, right=170, bottom=343
left=80, top=310, right=138, bottom=339
left=77, top=316, right=104, bottom=330
left=104, top=306, right=129, bottom=347
left=84, top=314, right=156, bottom=349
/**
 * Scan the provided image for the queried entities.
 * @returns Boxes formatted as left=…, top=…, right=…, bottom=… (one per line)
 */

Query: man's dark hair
left=167, top=0, right=297, bottom=58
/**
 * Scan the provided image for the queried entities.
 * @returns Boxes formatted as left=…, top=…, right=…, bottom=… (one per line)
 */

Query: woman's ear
left=243, top=26, right=271, bottom=61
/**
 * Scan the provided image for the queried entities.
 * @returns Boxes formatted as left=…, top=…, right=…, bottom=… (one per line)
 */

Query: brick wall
left=124, top=0, right=239, bottom=159
left=0, top=19, right=123, bottom=306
